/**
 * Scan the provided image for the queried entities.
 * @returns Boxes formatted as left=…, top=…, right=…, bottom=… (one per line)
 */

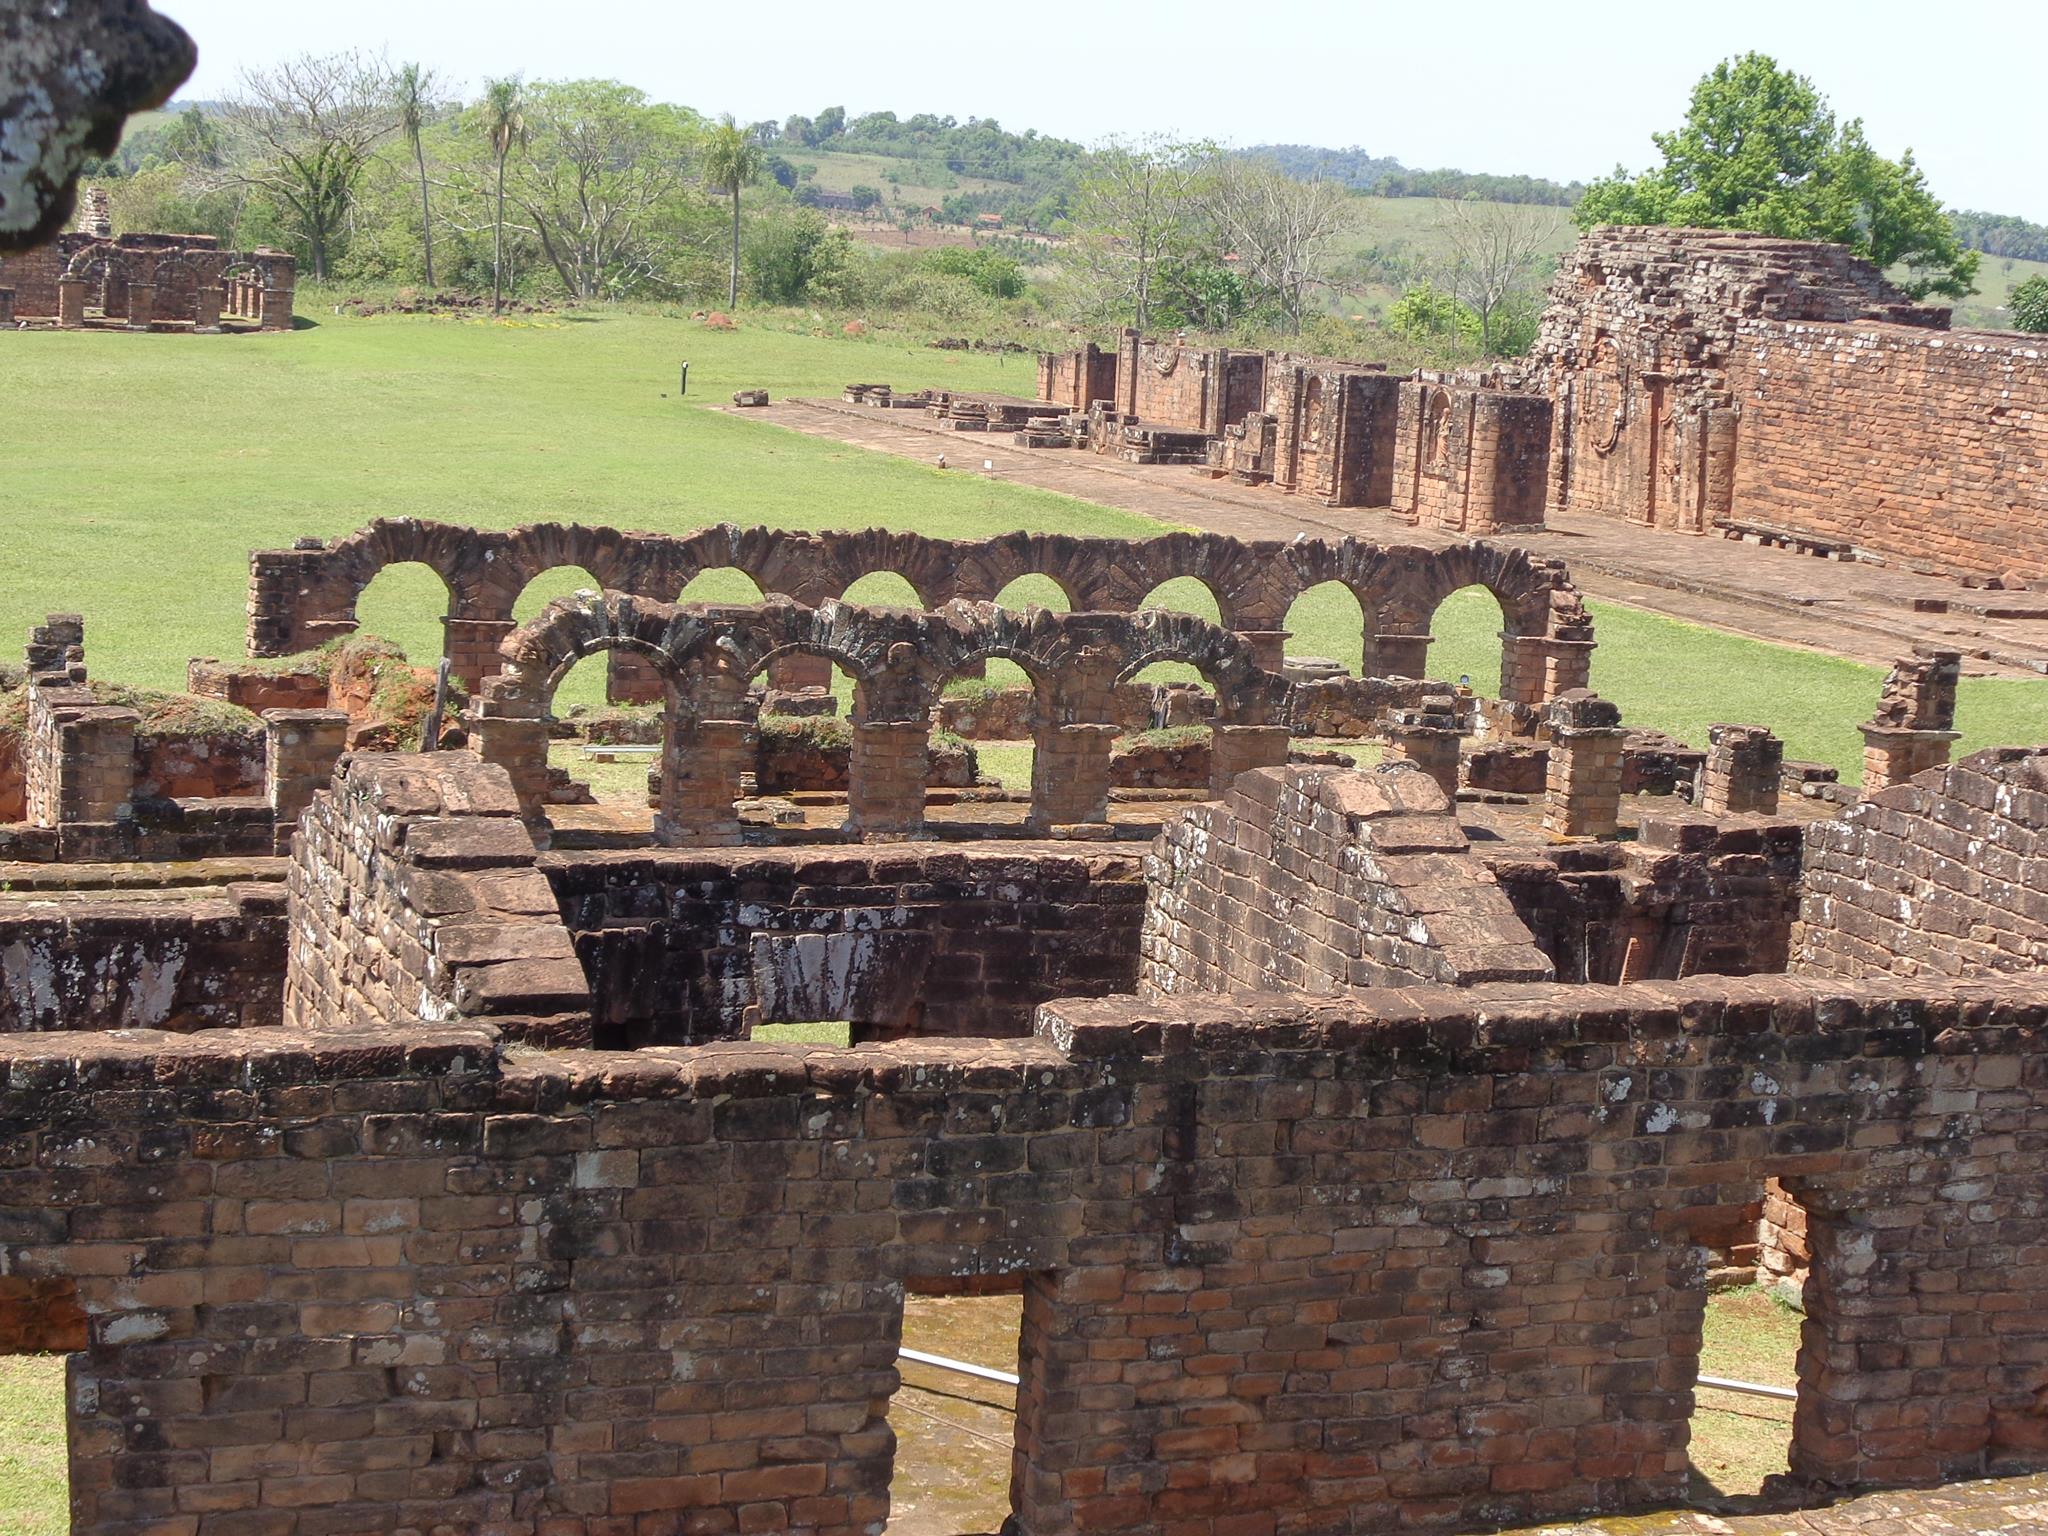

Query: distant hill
left=1239, top=145, right=1583, bottom=207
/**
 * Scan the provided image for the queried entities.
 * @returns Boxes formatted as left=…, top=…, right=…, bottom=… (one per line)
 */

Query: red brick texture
left=5, top=977, right=2047, bottom=1535
left=1142, top=763, right=1555, bottom=992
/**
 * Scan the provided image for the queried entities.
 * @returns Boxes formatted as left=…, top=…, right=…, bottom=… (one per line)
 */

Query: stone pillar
left=1858, top=648, right=1962, bottom=793
left=1238, top=629, right=1289, bottom=673
left=1208, top=724, right=1292, bottom=798
left=442, top=616, right=517, bottom=694
left=1860, top=726, right=1960, bottom=793
left=59, top=707, right=140, bottom=824
left=1028, top=722, right=1119, bottom=832
left=124, top=281, right=156, bottom=331
left=1380, top=717, right=1461, bottom=800
left=1542, top=691, right=1625, bottom=839
left=0, top=288, right=14, bottom=325
left=1499, top=634, right=1550, bottom=706
left=655, top=716, right=752, bottom=845
left=768, top=652, right=834, bottom=692
left=259, top=283, right=292, bottom=331
left=847, top=720, right=930, bottom=839
left=192, top=284, right=224, bottom=333
left=57, top=277, right=86, bottom=329
left=606, top=648, right=668, bottom=705
left=467, top=708, right=553, bottom=827
left=1371, top=631, right=1432, bottom=681
left=1545, top=637, right=1596, bottom=699
left=1698, top=723, right=1782, bottom=816
left=264, top=708, right=350, bottom=854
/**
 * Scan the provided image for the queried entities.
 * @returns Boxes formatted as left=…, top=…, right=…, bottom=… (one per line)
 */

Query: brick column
left=847, top=721, right=930, bottom=839
left=1371, top=630, right=1432, bottom=681
left=606, top=648, right=668, bottom=705
left=124, top=281, right=156, bottom=331
left=192, top=284, right=224, bottom=333
left=264, top=708, right=350, bottom=854
left=655, top=716, right=752, bottom=845
left=259, top=283, right=292, bottom=331
left=56, top=707, right=140, bottom=824
left=1698, top=723, right=1782, bottom=816
left=1499, top=634, right=1550, bottom=705
left=1028, top=722, right=1120, bottom=832
left=768, top=653, right=834, bottom=692
left=1208, top=724, right=1292, bottom=798
left=1542, top=691, right=1625, bottom=839
left=442, top=616, right=517, bottom=694
left=0, top=288, right=14, bottom=325
left=1859, top=726, right=1959, bottom=793
left=1236, top=629, right=1288, bottom=673
left=1545, top=636, right=1596, bottom=699
left=57, top=277, right=86, bottom=329
left=1380, top=720, right=1461, bottom=800
left=466, top=708, right=553, bottom=828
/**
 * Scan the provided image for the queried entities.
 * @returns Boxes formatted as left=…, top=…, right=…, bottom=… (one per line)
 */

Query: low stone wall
left=1798, top=745, right=2048, bottom=978
left=1143, top=763, right=1554, bottom=992
left=543, top=843, right=1147, bottom=1044
left=0, top=883, right=284, bottom=1031
left=283, top=753, right=591, bottom=1045
left=6, top=977, right=2048, bottom=1536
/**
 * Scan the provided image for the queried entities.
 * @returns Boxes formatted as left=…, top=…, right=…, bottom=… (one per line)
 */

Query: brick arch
left=305, top=519, right=506, bottom=631
left=490, top=589, right=711, bottom=710
left=61, top=241, right=124, bottom=282
left=1107, top=609, right=1290, bottom=726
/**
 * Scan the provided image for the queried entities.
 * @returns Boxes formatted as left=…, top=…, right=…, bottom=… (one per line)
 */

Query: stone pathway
left=1494, top=1470, right=2048, bottom=1534
left=744, top=399, right=2048, bottom=680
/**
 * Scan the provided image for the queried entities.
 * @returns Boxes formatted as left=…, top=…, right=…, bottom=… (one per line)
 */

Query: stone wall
left=1797, top=745, right=2048, bottom=978
left=283, top=753, right=592, bottom=1045
left=0, top=883, right=284, bottom=1031
left=1142, top=763, right=1554, bottom=993
left=543, top=843, right=1146, bottom=1044
left=1535, top=227, right=2045, bottom=577
left=0, top=231, right=296, bottom=329
left=1391, top=376, right=1552, bottom=532
left=7, top=977, right=2048, bottom=1536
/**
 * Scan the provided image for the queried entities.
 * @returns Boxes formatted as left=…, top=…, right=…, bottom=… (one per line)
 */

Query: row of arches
left=468, top=592, right=1296, bottom=843
left=249, top=521, right=1593, bottom=701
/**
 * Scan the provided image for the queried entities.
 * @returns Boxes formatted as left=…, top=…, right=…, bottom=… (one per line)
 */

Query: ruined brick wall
left=1143, top=763, right=1553, bottom=992
left=544, top=843, right=1145, bottom=1044
left=1391, top=378, right=1552, bottom=532
left=1124, top=338, right=1265, bottom=432
left=1487, top=809, right=1807, bottom=982
left=7, top=978, right=2048, bottom=1536
left=0, top=232, right=295, bottom=326
left=1037, top=342, right=1117, bottom=409
left=1798, top=746, right=2048, bottom=978
left=1726, top=321, right=2048, bottom=576
left=283, top=753, right=592, bottom=1043
left=1536, top=228, right=2046, bottom=576
left=0, top=883, right=284, bottom=1031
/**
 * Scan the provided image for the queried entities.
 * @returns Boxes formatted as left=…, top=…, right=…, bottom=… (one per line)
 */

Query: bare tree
left=1062, top=135, right=1211, bottom=329
left=212, top=52, right=398, bottom=281
left=1198, top=158, right=1354, bottom=332
left=1429, top=198, right=1561, bottom=355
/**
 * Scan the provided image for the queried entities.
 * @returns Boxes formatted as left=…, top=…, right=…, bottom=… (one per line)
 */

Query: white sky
left=156, top=0, right=2048, bottom=221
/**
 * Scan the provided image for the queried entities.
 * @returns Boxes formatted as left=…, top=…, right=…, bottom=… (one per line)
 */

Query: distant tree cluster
left=1243, top=146, right=1583, bottom=208
left=1948, top=210, right=2048, bottom=263
left=1577, top=53, right=1979, bottom=300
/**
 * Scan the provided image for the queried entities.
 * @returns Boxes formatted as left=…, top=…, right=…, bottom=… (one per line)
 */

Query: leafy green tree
left=1387, top=282, right=1480, bottom=347
left=702, top=114, right=764, bottom=309
left=1577, top=53, right=1978, bottom=300
left=394, top=63, right=441, bottom=287
left=744, top=207, right=852, bottom=304
left=1062, top=135, right=1212, bottom=328
left=479, top=76, right=525, bottom=310
left=849, top=184, right=883, bottom=212
left=2012, top=275, right=2048, bottom=333
left=922, top=246, right=1025, bottom=300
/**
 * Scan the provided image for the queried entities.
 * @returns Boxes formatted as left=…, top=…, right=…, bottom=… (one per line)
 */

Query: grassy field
left=0, top=1357, right=67, bottom=1536
left=792, top=148, right=1014, bottom=208
left=1, top=307, right=2040, bottom=778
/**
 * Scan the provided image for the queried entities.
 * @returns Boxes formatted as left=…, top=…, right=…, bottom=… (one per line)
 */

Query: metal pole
left=679, top=360, right=689, bottom=395
left=899, top=1347, right=1019, bottom=1388
left=1697, top=1373, right=1797, bottom=1402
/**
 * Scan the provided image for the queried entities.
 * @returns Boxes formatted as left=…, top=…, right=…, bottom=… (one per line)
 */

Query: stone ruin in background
left=1, top=507, right=2044, bottom=1535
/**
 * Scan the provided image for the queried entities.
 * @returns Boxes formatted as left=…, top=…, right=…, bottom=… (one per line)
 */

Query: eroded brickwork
left=1142, top=762, right=1554, bottom=992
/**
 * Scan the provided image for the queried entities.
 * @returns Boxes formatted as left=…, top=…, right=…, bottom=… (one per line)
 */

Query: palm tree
left=480, top=76, right=526, bottom=313
left=702, top=115, right=763, bottom=310
left=395, top=63, right=438, bottom=287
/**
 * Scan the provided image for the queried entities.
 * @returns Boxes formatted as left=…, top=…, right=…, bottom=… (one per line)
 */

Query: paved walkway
left=1496, top=1469, right=2048, bottom=1534
left=743, top=398, right=2048, bottom=680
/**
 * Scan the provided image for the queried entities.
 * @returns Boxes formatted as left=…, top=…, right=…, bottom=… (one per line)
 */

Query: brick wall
left=0, top=883, right=284, bottom=1031
left=1391, top=378, right=1552, bottom=532
left=1798, top=745, right=2048, bottom=978
left=7, top=976, right=2048, bottom=1535
left=1536, top=228, right=2046, bottom=577
left=0, top=232, right=296, bottom=326
left=1142, top=763, right=1553, bottom=992
left=543, top=843, right=1146, bottom=1044
left=283, top=753, right=592, bottom=1044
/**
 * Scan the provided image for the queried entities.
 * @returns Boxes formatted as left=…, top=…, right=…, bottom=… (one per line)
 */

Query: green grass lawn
left=1, top=307, right=2039, bottom=780
left=0, top=1357, right=67, bottom=1536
